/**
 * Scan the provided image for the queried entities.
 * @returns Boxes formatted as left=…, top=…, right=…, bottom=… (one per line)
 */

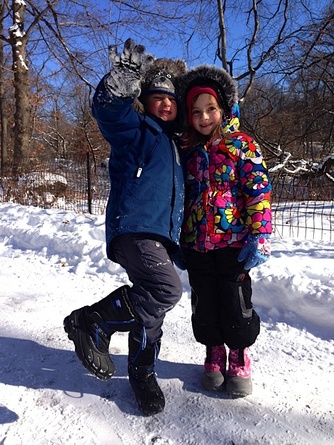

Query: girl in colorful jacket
left=178, top=65, right=272, bottom=397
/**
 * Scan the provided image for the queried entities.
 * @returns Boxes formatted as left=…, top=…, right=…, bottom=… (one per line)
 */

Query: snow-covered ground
left=0, top=202, right=333, bottom=445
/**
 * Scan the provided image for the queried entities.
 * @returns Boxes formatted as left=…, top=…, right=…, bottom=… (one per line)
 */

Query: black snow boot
left=128, top=335, right=165, bottom=416
left=63, top=285, right=141, bottom=380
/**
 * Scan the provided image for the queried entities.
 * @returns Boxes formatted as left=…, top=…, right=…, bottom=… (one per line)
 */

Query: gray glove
left=105, top=38, right=155, bottom=98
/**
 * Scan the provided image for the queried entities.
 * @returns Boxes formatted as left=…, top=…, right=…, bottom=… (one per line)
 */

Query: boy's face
left=145, top=93, right=177, bottom=122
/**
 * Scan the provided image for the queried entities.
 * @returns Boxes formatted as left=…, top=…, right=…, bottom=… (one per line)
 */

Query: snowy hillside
left=0, top=203, right=333, bottom=445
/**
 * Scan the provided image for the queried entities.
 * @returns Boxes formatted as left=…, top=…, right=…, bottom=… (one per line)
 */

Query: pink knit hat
left=186, top=86, right=220, bottom=124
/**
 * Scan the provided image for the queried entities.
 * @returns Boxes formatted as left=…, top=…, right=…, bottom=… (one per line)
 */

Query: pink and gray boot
left=201, top=345, right=226, bottom=391
left=226, top=347, right=252, bottom=397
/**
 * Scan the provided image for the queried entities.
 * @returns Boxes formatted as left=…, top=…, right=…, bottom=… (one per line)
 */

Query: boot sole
left=129, top=376, right=165, bottom=416
left=226, top=375, right=252, bottom=398
left=201, top=371, right=225, bottom=392
left=64, top=309, right=115, bottom=381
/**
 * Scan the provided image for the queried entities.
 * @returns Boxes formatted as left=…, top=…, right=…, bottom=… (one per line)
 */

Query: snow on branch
left=269, top=150, right=334, bottom=178
left=9, top=23, right=25, bottom=39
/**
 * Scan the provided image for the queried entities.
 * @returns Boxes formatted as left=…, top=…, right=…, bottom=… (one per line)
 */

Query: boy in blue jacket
left=64, top=39, right=186, bottom=416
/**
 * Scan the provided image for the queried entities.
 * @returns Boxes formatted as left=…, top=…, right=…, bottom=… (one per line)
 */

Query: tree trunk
left=10, top=0, right=30, bottom=172
left=12, top=45, right=30, bottom=170
left=0, top=2, right=8, bottom=175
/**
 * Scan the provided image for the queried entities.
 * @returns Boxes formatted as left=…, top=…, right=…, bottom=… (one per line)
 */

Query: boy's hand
left=105, top=38, right=155, bottom=98
left=237, top=234, right=271, bottom=270
left=169, top=246, right=186, bottom=271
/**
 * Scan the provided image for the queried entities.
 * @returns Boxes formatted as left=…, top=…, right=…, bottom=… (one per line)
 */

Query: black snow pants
left=110, top=233, right=183, bottom=345
left=183, top=247, right=260, bottom=350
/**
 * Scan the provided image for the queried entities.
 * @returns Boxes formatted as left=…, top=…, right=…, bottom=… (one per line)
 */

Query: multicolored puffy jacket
left=181, top=123, right=272, bottom=252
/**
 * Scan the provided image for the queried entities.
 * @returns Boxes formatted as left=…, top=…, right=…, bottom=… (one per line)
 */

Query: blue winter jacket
left=92, top=76, right=185, bottom=261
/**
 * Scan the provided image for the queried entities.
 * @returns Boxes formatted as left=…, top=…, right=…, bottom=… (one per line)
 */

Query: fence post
left=86, top=152, right=92, bottom=214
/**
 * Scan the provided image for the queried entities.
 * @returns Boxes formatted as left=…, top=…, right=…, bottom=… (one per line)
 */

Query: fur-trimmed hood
left=135, top=58, right=187, bottom=113
left=177, top=64, right=238, bottom=119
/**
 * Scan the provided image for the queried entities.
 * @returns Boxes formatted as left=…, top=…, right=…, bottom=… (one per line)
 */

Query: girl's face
left=191, top=93, right=222, bottom=138
left=145, top=94, right=177, bottom=122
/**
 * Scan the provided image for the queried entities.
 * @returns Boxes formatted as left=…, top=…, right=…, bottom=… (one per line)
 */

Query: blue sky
left=2, top=0, right=330, bottom=94
left=93, top=0, right=332, bottom=77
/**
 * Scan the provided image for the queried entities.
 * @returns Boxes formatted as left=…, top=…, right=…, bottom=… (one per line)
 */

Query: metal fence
left=270, top=173, right=334, bottom=241
left=1, top=153, right=333, bottom=242
left=0, top=153, right=110, bottom=215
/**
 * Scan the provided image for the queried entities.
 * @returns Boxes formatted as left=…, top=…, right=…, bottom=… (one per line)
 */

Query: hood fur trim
left=177, top=65, right=238, bottom=117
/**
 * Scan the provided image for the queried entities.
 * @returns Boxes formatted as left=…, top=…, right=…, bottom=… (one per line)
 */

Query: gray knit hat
left=140, top=58, right=187, bottom=100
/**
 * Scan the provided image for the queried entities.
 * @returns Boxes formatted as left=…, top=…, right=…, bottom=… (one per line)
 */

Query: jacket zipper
left=135, top=136, right=161, bottom=178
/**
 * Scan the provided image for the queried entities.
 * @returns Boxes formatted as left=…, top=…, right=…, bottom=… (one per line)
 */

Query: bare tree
left=0, top=0, right=60, bottom=171
left=0, top=0, right=332, bottom=174
left=0, top=0, right=8, bottom=174
left=0, top=0, right=198, bottom=169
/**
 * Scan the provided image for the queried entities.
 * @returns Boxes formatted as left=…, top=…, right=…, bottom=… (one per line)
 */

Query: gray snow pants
left=110, top=234, right=183, bottom=345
